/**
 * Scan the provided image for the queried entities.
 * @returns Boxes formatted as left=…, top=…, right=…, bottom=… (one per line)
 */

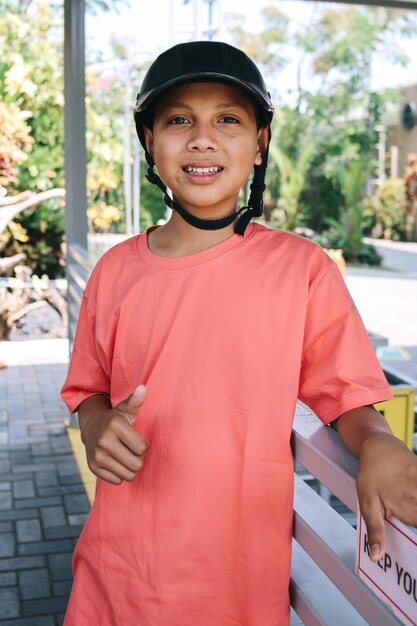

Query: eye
left=219, top=115, right=239, bottom=124
left=168, top=116, right=190, bottom=125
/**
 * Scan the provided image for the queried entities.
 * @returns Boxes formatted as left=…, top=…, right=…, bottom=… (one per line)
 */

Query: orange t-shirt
left=61, top=223, right=392, bottom=626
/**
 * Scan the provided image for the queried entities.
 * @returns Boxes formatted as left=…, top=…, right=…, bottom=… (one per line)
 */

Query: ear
left=254, top=126, right=269, bottom=166
left=143, top=126, right=154, bottom=157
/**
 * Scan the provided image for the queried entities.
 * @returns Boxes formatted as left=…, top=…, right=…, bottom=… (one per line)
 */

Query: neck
left=147, top=210, right=236, bottom=258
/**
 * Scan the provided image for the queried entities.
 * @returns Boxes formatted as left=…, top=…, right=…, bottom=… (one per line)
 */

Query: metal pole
left=133, top=137, right=140, bottom=234
left=64, top=0, right=88, bottom=385
left=390, top=145, right=399, bottom=180
left=375, top=123, right=386, bottom=187
left=123, top=69, right=132, bottom=236
left=64, top=0, right=88, bottom=250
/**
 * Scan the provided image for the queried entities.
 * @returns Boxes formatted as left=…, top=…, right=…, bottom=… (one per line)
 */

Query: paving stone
left=58, top=475, right=82, bottom=486
left=0, top=509, right=38, bottom=522
left=0, top=587, right=19, bottom=619
left=68, top=513, right=88, bottom=526
left=18, top=539, right=72, bottom=556
left=9, top=451, right=31, bottom=465
left=0, top=533, right=15, bottom=558
left=0, top=522, right=13, bottom=533
left=0, top=461, right=11, bottom=473
left=13, top=480, right=36, bottom=499
left=63, top=493, right=90, bottom=515
left=31, top=443, right=52, bottom=456
left=0, top=473, right=33, bottom=483
left=0, top=572, right=16, bottom=586
left=0, top=493, right=12, bottom=511
left=44, top=525, right=82, bottom=540
left=0, top=482, right=11, bottom=492
left=13, top=463, right=55, bottom=473
left=16, top=519, right=42, bottom=543
left=40, top=506, right=67, bottom=529
left=37, top=486, right=77, bottom=498
left=47, top=553, right=73, bottom=581
left=0, top=618, right=55, bottom=626
left=16, top=496, right=62, bottom=510
left=19, top=568, right=51, bottom=600
left=35, top=472, right=59, bottom=488
left=22, top=595, right=68, bottom=617
left=52, top=580, right=72, bottom=596
left=57, top=463, right=79, bottom=478
left=0, top=555, right=45, bottom=572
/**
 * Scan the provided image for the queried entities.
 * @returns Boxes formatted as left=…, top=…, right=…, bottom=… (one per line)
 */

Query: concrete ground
left=346, top=261, right=417, bottom=385
left=0, top=243, right=416, bottom=625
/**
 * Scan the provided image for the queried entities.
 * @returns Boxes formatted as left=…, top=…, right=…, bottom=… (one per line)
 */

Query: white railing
left=65, top=245, right=405, bottom=625
left=291, top=404, right=403, bottom=625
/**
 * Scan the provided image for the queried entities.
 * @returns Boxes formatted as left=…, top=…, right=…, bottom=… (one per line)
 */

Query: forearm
left=334, top=405, right=395, bottom=457
left=78, top=394, right=112, bottom=433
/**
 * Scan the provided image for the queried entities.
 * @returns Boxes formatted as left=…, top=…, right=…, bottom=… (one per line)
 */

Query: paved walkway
left=0, top=253, right=416, bottom=625
left=0, top=340, right=88, bottom=626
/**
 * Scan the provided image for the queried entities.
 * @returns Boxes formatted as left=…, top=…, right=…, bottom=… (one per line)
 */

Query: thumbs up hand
left=78, top=385, right=149, bottom=485
left=114, top=384, right=148, bottom=425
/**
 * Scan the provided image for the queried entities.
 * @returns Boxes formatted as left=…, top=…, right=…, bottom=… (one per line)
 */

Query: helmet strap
left=144, top=149, right=268, bottom=236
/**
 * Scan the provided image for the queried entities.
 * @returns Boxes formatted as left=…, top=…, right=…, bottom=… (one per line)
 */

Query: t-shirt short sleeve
left=61, top=290, right=110, bottom=414
left=298, top=260, right=393, bottom=424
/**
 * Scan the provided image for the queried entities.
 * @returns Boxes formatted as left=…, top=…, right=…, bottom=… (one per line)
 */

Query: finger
left=90, top=452, right=145, bottom=483
left=108, top=443, right=145, bottom=474
left=117, top=384, right=147, bottom=424
left=92, top=468, right=123, bottom=485
left=360, top=496, right=387, bottom=562
left=93, top=430, right=147, bottom=470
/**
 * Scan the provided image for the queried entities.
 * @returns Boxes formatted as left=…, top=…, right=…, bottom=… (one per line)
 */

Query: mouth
left=182, top=165, right=223, bottom=176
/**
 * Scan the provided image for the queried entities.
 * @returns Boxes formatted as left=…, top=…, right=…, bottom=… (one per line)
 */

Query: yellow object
left=66, top=424, right=96, bottom=505
left=324, top=248, right=346, bottom=277
left=374, top=380, right=415, bottom=450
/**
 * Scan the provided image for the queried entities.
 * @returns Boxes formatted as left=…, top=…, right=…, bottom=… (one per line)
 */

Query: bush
left=362, top=178, right=408, bottom=240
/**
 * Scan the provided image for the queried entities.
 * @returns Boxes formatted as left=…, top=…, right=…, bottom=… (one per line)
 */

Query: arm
left=79, top=385, right=149, bottom=485
left=333, top=405, right=417, bottom=561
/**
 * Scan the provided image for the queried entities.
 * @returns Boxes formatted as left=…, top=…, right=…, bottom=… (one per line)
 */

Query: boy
left=61, top=41, right=417, bottom=625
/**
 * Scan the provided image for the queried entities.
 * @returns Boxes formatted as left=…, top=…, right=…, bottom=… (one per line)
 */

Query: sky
left=85, top=0, right=417, bottom=100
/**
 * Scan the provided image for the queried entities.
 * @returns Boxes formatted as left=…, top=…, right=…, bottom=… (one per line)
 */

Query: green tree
left=229, top=2, right=417, bottom=247
left=0, top=2, right=66, bottom=276
left=268, top=141, right=315, bottom=230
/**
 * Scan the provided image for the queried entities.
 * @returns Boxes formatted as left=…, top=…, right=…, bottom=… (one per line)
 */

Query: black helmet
left=133, top=41, right=274, bottom=235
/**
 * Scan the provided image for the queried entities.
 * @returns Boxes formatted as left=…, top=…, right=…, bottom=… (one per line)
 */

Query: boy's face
left=143, top=82, right=268, bottom=220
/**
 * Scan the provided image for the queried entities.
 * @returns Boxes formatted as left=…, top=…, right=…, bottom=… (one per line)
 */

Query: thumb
left=361, top=497, right=386, bottom=562
left=116, top=384, right=147, bottom=425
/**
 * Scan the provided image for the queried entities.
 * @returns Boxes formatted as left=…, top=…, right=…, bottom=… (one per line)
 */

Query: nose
left=186, top=120, right=218, bottom=152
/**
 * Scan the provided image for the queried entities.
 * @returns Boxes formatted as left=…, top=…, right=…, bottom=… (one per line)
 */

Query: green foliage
left=230, top=2, right=417, bottom=256
left=362, top=178, right=408, bottom=240
left=268, top=141, right=316, bottom=230
left=310, top=217, right=381, bottom=265
left=0, top=100, right=33, bottom=185
left=0, top=0, right=133, bottom=278
left=86, top=35, right=169, bottom=234
left=140, top=165, right=168, bottom=230
left=318, top=158, right=368, bottom=262
left=2, top=198, right=66, bottom=276
left=0, top=2, right=66, bottom=277
left=227, top=3, right=289, bottom=87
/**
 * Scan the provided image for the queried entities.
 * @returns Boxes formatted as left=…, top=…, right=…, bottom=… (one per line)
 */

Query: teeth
left=184, top=166, right=222, bottom=174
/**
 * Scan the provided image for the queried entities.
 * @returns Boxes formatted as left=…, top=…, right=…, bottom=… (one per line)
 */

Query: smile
left=183, top=166, right=223, bottom=175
